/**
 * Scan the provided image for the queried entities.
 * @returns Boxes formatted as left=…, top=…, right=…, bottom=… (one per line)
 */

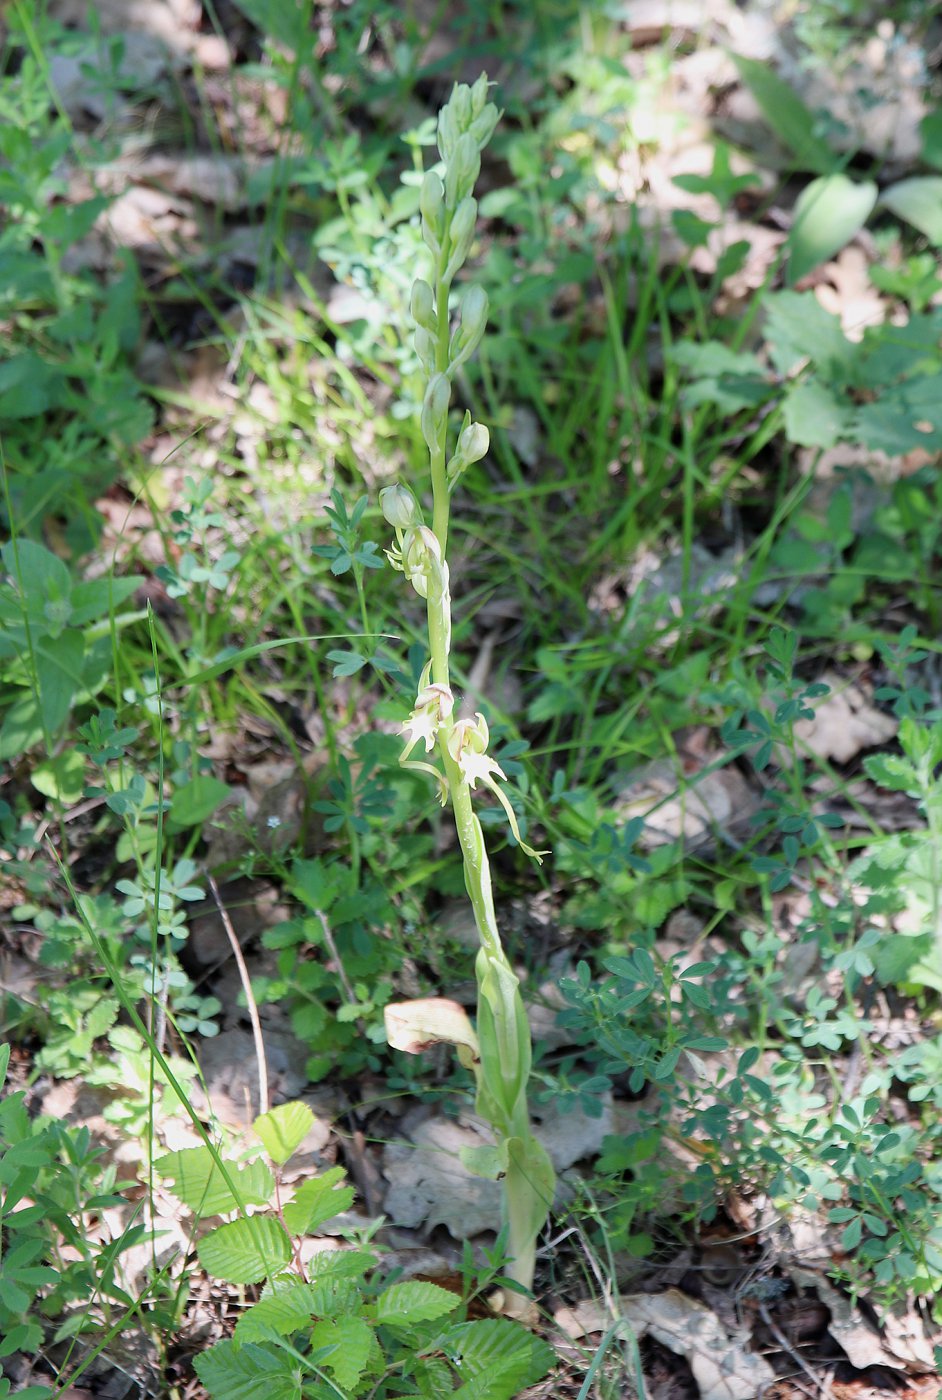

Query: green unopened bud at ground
left=411, top=278, right=436, bottom=331
left=445, top=133, right=481, bottom=209
left=420, top=171, right=445, bottom=249
left=380, top=483, right=422, bottom=530
left=420, top=373, right=450, bottom=451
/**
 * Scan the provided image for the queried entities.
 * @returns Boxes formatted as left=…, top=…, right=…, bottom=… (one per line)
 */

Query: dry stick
left=207, top=872, right=268, bottom=1116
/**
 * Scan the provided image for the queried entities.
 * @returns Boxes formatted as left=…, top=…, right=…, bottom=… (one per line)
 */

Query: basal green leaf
left=732, top=55, right=835, bottom=174
left=282, top=1167, right=353, bottom=1235
left=253, top=1101, right=315, bottom=1166
left=34, top=630, right=84, bottom=737
left=374, top=1280, right=460, bottom=1326
left=155, top=1147, right=274, bottom=1217
left=881, top=178, right=942, bottom=245
left=30, top=749, right=86, bottom=803
left=194, top=1340, right=301, bottom=1400
left=787, top=175, right=877, bottom=284
left=783, top=380, right=853, bottom=448
left=197, top=1215, right=291, bottom=1283
left=168, top=776, right=231, bottom=829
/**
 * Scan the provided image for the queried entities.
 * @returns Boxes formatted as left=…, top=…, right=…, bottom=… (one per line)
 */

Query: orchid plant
left=380, top=76, right=555, bottom=1320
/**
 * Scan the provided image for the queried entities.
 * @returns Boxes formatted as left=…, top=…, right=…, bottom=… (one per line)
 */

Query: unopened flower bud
left=451, top=84, right=472, bottom=130
left=445, top=133, right=481, bottom=209
left=458, top=421, right=489, bottom=463
left=414, top=326, right=435, bottom=372
left=444, top=196, right=477, bottom=280
left=437, top=104, right=459, bottom=162
left=420, top=373, right=451, bottom=451
left=470, top=73, right=489, bottom=119
left=411, top=278, right=436, bottom=331
left=380, top=483, right=422, bottom=530
left=469, top=103, right=499, bottom=149
left=420, top=170, right=445, bottom=236
left=449, top=285, right=488, bottom=369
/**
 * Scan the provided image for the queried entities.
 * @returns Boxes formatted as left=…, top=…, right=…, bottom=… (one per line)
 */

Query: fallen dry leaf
left=790, top=1268, right=936, bottom=1374
left=556, top=1288, right=776, bottom=1399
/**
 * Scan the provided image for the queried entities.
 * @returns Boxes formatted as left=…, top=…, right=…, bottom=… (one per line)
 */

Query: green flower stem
left=383, top=77, right=553, bottom=1317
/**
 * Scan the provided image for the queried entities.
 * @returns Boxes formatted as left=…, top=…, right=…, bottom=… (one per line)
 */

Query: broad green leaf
left=732, top=54, right=835, bottom=174
left=233, top=1281, right=317, bottom=1344
left=168, top=775, right=231, bottom=829
left=197, top=1216, right=291, bottom=1282
left=374, top=1280, right=460, bottom=1326
left=787, top=175, right=877, bottom=284
left=783, top=380, right=853, bottom=449
left=34, top=630, right=84, bottom=737
left=155, top=1147, right=274, bottom=1217
left=881, top=178, right=942, bottom=245
left=194, top=1340, right=301, bottom=1400
left=253, top=1101, right=315, bottom=1165
left=507, top=1135, right=556, bottom=1243
left=282, top=1167, right=353, bottom=1235
left=1, top=539, right=71, bottom=612
left=68, top=576, right=140, bottom=626
left=30, top=749, right=86, bottom=803
left=0, top=694, right=54, bottom=760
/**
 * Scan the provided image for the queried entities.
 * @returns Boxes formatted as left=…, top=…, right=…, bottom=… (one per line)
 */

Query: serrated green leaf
left=194, top=1340, right=301, bottom=1400
left=198, top=1216, right=291, bottom=1282
left=155, top=1147, right=274, bottom=1217
left=783, top=380, right=853, bottom=449
left=732, top=54, right=835, bottom=174
left=787, top=175, right=877, bottom=284
left=254, top=1101, right=315, bottom=1165
left=374, top=1280, right=460, bottom=1326
left=882, top=178, right=942, bottom=245
left=862, top=753, right=919, bottom=794
left=444, top=1318, right=555, bottom=1396
left=234, top=1281, right=317, bottom=1344
left=282, top=1168, right=353, bottom=1235
left=308, top=1316, right=373, bottom=1392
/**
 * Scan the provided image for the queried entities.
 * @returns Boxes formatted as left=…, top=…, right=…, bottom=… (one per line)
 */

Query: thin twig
left=758, top=1301, right=831, bottom=1396
left=207, top=873, right=268, bottom=1116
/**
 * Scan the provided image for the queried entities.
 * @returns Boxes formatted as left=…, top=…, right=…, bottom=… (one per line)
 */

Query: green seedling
left=378, top=76, right=555, bottom=1320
